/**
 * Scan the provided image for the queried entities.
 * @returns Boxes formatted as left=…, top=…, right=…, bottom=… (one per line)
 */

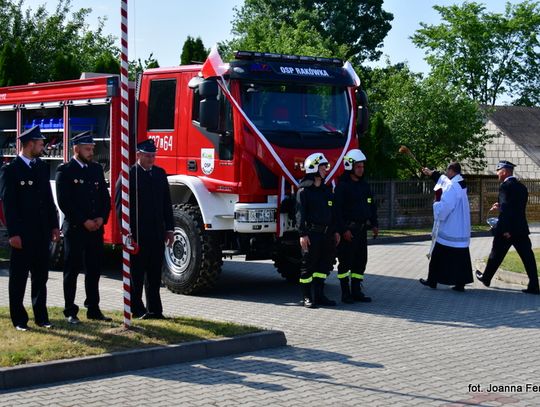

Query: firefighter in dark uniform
left=476, top=160, right=540, bottom=294
left=296, top=152, right=340, bottom=308
left=0, top=126, right=60, bottom=330
left=115, top=139, right=174, bottom=319
left=335, top=149, right=378, bottom=303
left=55, top=131, right=112, bottom=324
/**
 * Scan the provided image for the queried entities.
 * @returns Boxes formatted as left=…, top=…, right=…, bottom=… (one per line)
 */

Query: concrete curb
left=0, top=330, right=287, bottom=390
left=496, top=270, right=530, bottom=286
left=369, top=230, right=492, bottom=245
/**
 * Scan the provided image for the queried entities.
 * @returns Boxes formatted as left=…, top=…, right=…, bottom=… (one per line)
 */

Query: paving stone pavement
left=1, top=230, right=539, bottom=406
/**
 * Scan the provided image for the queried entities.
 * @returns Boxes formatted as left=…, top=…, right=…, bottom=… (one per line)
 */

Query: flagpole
left=120, top=0, right=132, bottom=328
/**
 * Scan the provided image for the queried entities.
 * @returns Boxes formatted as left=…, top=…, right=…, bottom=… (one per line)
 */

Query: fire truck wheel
left=273, top=245, right=301, bottom=284
left=49, top=237, right=64, bottom=271
left=162, top=204, right=222, bottom=295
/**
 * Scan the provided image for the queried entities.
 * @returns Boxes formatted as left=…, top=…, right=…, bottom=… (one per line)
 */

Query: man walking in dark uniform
left=296, top=152, right=340, bottom=308
left=334, top=149, right=378, bottom=303
left=115, top=139, right=174, bottom=319
left=0, top=125, right=60, bottom=330
left=56, top=131, right=112, bottom=324
left=476, top=160, right=539, bottom=294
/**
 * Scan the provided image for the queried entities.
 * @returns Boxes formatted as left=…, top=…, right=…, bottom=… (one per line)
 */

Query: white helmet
left=304, top=152, right=330, bottom=174
left=343, top=149, right=366, bottom=171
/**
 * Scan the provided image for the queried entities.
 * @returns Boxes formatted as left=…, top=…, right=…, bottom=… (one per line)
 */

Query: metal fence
left=370, top=177, right=540, bottom=229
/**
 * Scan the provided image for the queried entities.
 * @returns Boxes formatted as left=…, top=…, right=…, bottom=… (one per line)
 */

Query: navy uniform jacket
left=0, top=156, right=58, bottom=242
left=295, top=176, right=336, bottom=237
left=495, top=177, right=530, bottom=237
left=115, top=164, right=174, bottom=245
left=55, top=159, right=111, bottom=232
left=334, top=173, right=378, bottom=233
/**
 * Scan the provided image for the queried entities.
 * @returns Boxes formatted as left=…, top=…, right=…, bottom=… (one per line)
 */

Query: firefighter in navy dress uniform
left=296, top=152, right=340, bottom=308
left=476, top=160, right=540, bottom=294
left=0, top=126, right=60, bottom=330
left=334, top=149, right=377, bottom=303
left=115, top=139, right=174, bottom=319
left=55, top=131, right=112, bottom=324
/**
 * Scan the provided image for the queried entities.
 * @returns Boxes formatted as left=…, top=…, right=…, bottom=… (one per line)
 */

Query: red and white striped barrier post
left=120, top=0, right=131, bottom=328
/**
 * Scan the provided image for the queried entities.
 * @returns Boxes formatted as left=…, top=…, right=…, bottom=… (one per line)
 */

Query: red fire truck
left=0, top=50, right=368, bottom=295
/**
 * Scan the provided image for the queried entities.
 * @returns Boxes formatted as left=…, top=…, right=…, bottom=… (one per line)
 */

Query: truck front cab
left=137, top=50, right=367, bottom=294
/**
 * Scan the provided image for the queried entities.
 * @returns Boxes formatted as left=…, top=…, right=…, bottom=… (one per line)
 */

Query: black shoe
left=419, top=278, right=436, bottom=289
left=15, top=324, right=29, bottom=331
left=87, top=311, right=112, bottom=321
left=302, top=298, right=317, bottom=308
left=522, top=288, right=540, bottom=295
left=139, top=312, right=167, bottom=320
left=132, top=311, right=146, bottom=318
left=66, top=316, right=81, bottom=325
left=475, top=270, right=490, bottom=287
left=452, top=285, right=465, bottom=292
left=36, top=321, right=54, bottom=329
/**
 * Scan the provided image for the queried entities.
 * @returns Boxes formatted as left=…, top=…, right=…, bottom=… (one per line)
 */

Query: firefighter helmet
left=304, top=152, right=330, bottom=174
left=343, top=149, right=366, bottom=171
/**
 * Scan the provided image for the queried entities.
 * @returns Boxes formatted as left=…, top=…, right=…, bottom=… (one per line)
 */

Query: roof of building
left=488, top=106, right=540, bottom=167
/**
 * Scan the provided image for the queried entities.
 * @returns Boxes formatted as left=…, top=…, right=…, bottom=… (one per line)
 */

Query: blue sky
left=24, top=0, right=524, bottom=73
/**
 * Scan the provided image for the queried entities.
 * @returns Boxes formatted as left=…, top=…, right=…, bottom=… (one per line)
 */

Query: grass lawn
left=0, top=307, right=260, bottom=367
left=499, top=248, right=540, bottom=275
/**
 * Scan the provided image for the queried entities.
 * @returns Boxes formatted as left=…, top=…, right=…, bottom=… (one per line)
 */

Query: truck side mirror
left=356, top=89, right=369, bottom=137
left=200, top=99, right=220, bottom=131
left=198, top=79, right=223, bottom=133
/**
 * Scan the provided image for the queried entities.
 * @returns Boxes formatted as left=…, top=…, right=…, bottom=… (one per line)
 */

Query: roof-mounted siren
left=356, top=88, right=369, bottom=137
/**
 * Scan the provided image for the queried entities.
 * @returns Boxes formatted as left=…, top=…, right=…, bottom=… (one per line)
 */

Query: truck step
left=222, top=249, right=242, bottom=256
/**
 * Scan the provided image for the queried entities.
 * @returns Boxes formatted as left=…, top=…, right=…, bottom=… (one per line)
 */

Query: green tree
left=52, top=53, right=81, bottom=81
left=0, top=40, right=31, bottom=86
left=93, top=52, right=120, bottom=75
left=128, top=53, right=160, bottom=81
left=181, top=36, right=208, bottom=65
left=0, top=0, right=118, bottom=84
left=377, top=68, right=492, bottom=177
left=412, top=1, right=540, bottom=106
left=361, top=112, right=398, bottom=179
left=229, top=0, right=393, bottom=63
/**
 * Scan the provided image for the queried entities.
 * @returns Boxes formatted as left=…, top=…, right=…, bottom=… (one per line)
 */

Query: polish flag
left=201, top=45, right=229, bottom=78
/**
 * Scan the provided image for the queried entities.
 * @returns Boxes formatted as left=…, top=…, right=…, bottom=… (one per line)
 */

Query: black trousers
left=300, top=232, right=335, bottom=283
left=337, top=227, right=368, bottom=279
left=483, top=234, right=539, bottom=291
left=63, top=227, right=104, bottom=317
left=131, top=241, right=164, bottom=315
left=8, top=239, right=50, bottom=327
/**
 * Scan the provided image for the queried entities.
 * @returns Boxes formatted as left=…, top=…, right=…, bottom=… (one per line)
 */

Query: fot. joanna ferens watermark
left=469, top=383, right=540, bottom=393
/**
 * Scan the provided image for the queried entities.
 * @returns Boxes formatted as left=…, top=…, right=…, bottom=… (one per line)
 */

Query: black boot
left=314, top=278, right=336, bottom=306
left=351, top=279, right=372, bottom=302
left=301, top=283, right=316, bottom=308
left=340, top=278, right=354, bottom=304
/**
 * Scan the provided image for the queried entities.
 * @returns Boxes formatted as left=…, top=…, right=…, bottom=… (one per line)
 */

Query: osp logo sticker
left=201, top=148, right=215, bottom=175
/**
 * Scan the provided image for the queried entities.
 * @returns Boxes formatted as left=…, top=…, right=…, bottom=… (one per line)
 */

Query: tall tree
left=229, top=0, right=392, bottom=63
left=0, top=40, right=31, bottom=86
left=180, top=36, right=208, bottom=65
left=378, top=68, right=492, bottom=176
left=52, top=53, right=81, bottom=81
left=412, top=1, right=540, bottom=106
left=129, top=53, right=159, bottom=81
left=0, top=0, right=118, bottom=84
left=93, top=52, right=120, bottom=75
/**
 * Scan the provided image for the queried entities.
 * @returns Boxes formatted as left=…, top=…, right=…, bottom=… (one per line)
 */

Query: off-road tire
left=49, top=237, right=64, bottom=271
left=162, top=204, right=222, bottom=294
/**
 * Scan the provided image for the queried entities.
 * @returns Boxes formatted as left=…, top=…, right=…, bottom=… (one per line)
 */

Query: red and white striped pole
left=120, top=0, right=132, bottom=328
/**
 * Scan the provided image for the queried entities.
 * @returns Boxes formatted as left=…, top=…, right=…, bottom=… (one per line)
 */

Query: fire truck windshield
left=240, top=82, right=351, bottom=148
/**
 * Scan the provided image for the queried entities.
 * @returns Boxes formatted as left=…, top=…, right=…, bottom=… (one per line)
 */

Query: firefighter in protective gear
left=296, top=153, right=340, bottom=308
left=334, top=149, right=378, bottom=303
